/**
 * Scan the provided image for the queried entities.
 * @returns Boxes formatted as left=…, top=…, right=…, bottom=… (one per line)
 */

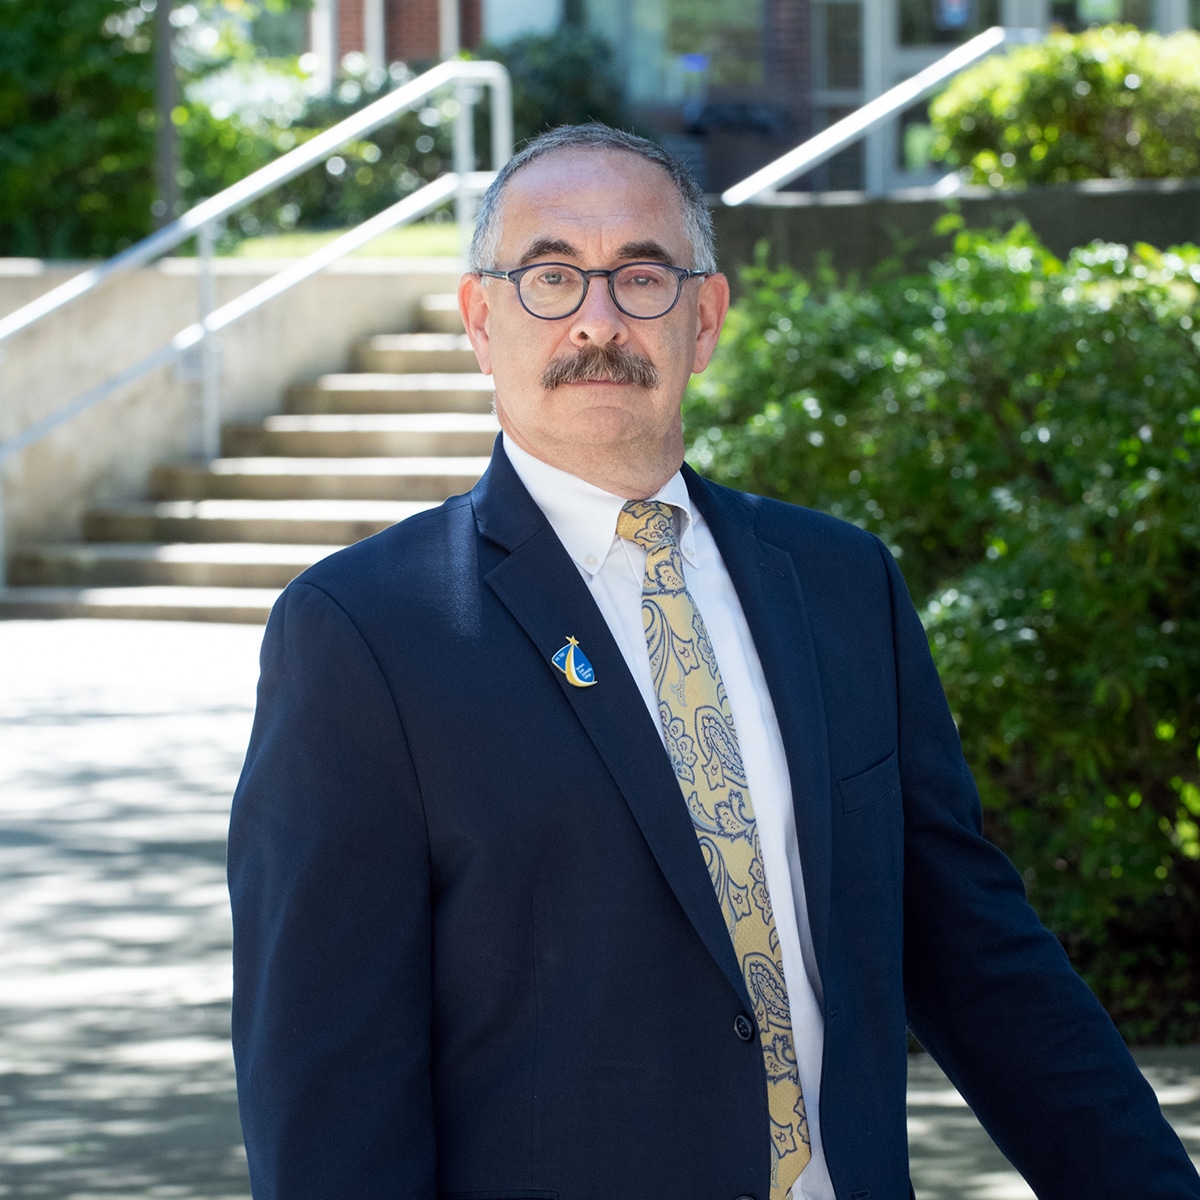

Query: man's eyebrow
left=614, top=241, right=674, bottom=263
left=517, top=238, right=579, bottom=266
left=515, top=238, right=679, bottom=267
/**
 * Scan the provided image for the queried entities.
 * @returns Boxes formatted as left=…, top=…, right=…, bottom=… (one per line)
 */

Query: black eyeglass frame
left=477, top=261, right=713, bottom=321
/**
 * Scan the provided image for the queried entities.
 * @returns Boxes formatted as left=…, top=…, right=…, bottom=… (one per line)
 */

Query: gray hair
left=468, top=123, right=717, bottom=275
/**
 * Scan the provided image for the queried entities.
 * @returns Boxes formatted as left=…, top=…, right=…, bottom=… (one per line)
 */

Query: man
left=228, top=125, right=1200, bottom=1200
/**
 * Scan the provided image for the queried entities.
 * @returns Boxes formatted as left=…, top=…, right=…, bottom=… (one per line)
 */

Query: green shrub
left=176, top=63, right=456, bottom=243
left=475, top=28, right=629, bottom=147
left=684, top=225, right=1200, bottom=1040
left=179, top=27, right=631, bottom=244
left=929, top=25, right=1200, bottom=186
left=173, top=27, right=633, bottom=247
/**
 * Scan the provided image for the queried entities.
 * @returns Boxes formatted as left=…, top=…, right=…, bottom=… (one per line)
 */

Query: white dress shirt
left=504, top=435, right=834, bottom=1199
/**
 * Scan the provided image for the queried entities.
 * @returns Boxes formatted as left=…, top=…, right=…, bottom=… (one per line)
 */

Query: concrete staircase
left=0, top=296, right=496, bottom=623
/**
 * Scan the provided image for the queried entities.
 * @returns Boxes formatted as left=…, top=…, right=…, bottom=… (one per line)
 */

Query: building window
left=900, top=0, right=1001, bottom=44
left=813, top=1, right=863, bottom=90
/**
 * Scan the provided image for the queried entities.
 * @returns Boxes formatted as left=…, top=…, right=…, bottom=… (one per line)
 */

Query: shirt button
left=584, top=554, right=598, bottom=567
left=733, top=1013, right=755, bottom=1041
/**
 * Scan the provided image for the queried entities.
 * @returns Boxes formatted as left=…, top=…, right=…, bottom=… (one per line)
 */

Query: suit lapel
left=685, top=468, right=834, bottom=977
left=472, top=444, right=751, bottom=1005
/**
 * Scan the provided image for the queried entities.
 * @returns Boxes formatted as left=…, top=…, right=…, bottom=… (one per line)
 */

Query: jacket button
left=733, top=1013, right=755, bottom=1041
left=734, top=1194, right=757, bottom=1200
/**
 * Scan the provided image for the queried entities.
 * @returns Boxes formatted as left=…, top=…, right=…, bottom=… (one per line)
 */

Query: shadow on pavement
left=1, top=619, right=1197, bottom=1199
left=1, top=620, right=260, bottom=1198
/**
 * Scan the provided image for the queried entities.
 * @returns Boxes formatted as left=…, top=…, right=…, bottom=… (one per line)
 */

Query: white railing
left=721, top=26, right=1041, bottom=206
left=0, top=60, right=511, bottom=586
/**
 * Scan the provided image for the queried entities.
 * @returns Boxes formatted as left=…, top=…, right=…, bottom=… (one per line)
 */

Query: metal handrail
left=0, top=61, right=511, bottom=586
left=0, top=58, right=512, bottom=347
left=0, top=171, right=493, bottom=469
left=721, top=26, right=1041, bottom=206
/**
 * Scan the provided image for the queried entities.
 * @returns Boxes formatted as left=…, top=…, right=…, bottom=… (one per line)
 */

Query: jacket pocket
left=839, top=750, right=900, bottom=813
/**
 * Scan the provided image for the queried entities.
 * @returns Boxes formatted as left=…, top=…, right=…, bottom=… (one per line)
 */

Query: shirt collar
left=502, top=433, right=699, bottom=577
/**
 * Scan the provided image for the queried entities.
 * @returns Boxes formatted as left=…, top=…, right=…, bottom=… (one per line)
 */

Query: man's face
left=458, top=148, right=729, bottom=492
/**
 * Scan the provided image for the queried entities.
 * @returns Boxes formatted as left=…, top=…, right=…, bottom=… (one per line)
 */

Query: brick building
left=306, top=0, right=1198, bottom=193
left=323, top=0, right=483, bottom=66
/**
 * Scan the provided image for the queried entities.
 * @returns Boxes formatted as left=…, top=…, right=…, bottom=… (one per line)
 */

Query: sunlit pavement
left=906, top=1045, right=1200, bottom=1198
left=1, top=618, right=1198, bottom=1199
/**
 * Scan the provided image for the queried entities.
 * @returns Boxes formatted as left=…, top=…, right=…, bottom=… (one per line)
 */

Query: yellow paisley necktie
left=617, top=500, right=810, bottom=1198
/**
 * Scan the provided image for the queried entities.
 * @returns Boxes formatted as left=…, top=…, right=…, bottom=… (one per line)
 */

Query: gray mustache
left=540, top=343, right=660, bottom=390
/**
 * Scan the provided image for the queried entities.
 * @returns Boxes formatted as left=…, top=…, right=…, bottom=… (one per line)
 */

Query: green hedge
left=684, top=225, right=1200, bottom=1041
left=930, top=25, right=1200, bottom=186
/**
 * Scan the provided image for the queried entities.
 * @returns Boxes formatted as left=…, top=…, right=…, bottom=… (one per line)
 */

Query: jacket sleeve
left=880, top=540, right=1200, bottom=1199
left=228, top=581, right=437, bottom=1200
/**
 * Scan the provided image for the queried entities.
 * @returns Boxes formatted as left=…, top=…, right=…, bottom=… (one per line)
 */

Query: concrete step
left=8, top=542, right=334, bottom=589
left=83, top=498, right=437, bottom=545
left=150, top=456, right=489, bottom=502
left=286, top=373, right=492, bottom=415
left=221, top=412, right=499, bottom=458
left=0, top=284, right=485, bottom=622
left=0, top=584, right=278, bottom=624
left=353, top=333, right=478, bottom=374
left=419, top=294, right=464, bottom=334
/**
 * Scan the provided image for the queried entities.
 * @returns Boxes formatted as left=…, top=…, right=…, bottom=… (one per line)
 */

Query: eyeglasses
left=477, top=261, right=712, bottom=321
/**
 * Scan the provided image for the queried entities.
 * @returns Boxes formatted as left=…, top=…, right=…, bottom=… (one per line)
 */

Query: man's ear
left=458, top=273, right=494, bottom=376
left=691, top=272, right=731, bottom=375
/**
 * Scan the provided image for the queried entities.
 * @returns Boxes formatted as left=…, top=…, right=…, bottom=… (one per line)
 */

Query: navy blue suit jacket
left=228, top=442, right=1200, bottom=1200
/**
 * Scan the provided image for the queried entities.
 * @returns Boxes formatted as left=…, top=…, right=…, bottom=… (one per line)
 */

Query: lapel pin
left=552, top=636, right=597, bottom=688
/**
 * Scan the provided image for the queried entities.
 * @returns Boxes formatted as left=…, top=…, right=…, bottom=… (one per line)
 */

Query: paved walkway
left=1, top=618, right=1197, bottom=1199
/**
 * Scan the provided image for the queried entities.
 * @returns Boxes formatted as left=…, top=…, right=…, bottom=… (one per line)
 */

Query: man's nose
left=568, top=276, right=628, bottom=345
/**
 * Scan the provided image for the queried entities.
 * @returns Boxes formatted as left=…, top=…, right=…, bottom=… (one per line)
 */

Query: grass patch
left=226, top=221, right=462, bottom=258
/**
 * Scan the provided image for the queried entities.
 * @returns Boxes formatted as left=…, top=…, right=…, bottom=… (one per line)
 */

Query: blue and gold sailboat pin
left=552, top=636, right=597, bottom=688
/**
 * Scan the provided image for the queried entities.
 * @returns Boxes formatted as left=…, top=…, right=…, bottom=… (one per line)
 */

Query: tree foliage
left=0, top=2, right=631, bottom=257
left=0, top=0, right=156, bottom=257
left=684, top=226, right=1200, bottom=1040
left=930, top=25, right=1200, bottom=186
left=0, top=0, right=306, bottom=257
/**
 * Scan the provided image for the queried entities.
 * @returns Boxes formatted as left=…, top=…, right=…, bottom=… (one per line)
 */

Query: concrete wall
left=711, top=177, right=1200, bottom=290
left=0, top=257, right=463, bottom=548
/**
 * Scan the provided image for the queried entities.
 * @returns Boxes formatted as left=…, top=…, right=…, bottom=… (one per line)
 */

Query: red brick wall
left=338, top=0, right=365, bottom=56
left=315, top=0, right=514, bottom=67
left=387, top=0, right=438, bottom=61
left=460, top=0, right=481, bottom=51
left=385, top=0, right=481, bottom=64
